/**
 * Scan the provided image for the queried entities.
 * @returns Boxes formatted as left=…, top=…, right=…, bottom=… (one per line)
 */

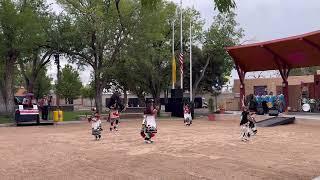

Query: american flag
left=179, top=52, right=184, bottom=75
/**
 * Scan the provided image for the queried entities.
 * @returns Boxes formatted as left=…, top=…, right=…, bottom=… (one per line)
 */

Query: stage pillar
left=282, top=81, right=289, bottom=111
left=235, top=62, right=246, bottom=109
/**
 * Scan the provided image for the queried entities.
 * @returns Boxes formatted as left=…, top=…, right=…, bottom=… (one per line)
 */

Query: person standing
left=40, top=95, right=49, bottom=120
left=141, top=99, right=158, bottom=144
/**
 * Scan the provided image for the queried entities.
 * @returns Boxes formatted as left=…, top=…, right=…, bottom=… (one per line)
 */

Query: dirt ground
left=0, top=118, right=320, bottom=180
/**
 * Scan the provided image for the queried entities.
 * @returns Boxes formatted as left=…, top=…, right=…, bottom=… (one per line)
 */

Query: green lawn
left=0, top=115, right=13, bottom=124
left=51, top=111, right=91, bottom=122
left=0, top=111, right=92, bottom=124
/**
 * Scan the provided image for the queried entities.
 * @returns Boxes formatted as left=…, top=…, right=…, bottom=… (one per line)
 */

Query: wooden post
left=235, top=63, right=246, bottom=109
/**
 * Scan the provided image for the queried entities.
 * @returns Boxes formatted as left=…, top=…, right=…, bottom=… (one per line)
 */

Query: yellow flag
left=172, top=56, right=177, bottom=84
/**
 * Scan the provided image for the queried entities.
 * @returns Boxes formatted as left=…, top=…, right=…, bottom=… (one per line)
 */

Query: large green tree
left=17, top=1, right=55, bottom=94
left=0, top=0, right=51, bottom=116
left=56, top=0, right=138, bottom=112
left=56, top=65, right=82, bottom=104
left=117, top=2, right=203, bottom=106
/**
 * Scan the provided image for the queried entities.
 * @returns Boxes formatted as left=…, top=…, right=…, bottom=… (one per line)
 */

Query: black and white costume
left=240, top=109, right=257, bottom=141
left=140, top=100, right=158, bottom=144
left=88, top=114, right=102, bottom=140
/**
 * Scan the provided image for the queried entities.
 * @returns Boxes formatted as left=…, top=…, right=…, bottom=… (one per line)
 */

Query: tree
left=141, top=0, right=236, bottom=13
left=183, top=12, right=244, bottom=100
left=17, top=1, right=55, bottom=94
left=289, top=67, right=320, bottom=76
left=0, top=0, right=51, bottom=116
left=56, top=65, right=82, bottom=104
left=118, top=2, right=204, bottom=107
left=81, top=84, right=95, bottom=108
left=33, top=68, right=53, bottom=100
left=56, top=0, right=138, bottom=112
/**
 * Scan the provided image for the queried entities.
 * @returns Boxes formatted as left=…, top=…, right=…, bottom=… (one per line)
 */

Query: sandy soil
left=0, top=118, right=320, bottom=180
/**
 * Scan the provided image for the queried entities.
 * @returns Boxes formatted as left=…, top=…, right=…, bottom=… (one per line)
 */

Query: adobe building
left=232, top=70, right=320, bottom=111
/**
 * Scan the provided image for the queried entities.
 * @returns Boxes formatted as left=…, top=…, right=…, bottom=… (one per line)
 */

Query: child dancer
left=240, top=106, right=256, bottom=141
left=108, top=101, right=121, bottom=131
left=141, top=99, right=158, bottom=144
left=88, top=112, right=102, bottom=140
left=183, top=103, right=192, bottom=126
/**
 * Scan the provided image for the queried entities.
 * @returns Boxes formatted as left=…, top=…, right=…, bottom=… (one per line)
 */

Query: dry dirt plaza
left=0, top=117, right=320, bottom=180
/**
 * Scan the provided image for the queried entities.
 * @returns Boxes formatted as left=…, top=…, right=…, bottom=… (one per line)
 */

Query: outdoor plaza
left=0, top=116, right=320, bottom=180
left=1, top=1, right=320, bottom=180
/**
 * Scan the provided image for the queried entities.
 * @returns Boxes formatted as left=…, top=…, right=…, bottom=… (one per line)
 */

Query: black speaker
left=171, top=89, right=183, bottom=98
left=170, top=98, right=184, bottom=117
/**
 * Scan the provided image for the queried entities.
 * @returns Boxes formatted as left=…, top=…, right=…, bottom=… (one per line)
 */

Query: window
left=254, top=86, right=267, bottom=96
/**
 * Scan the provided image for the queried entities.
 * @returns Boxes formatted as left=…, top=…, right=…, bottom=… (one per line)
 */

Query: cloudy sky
left=48, top=0, right=320, bottom=85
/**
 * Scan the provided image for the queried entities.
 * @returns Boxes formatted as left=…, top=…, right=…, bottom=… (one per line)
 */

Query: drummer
left=267, top=92, right=276, bottom=108
left=278, top=93, right=285, bottom=113
left=261, top=92, right=268, bottom=114
left=255, top=93, right=262, bottom=106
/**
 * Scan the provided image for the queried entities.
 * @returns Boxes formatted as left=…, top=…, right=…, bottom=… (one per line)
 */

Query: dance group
left=88, top=93, right=193, bottom=143
left=247, top=92, right=286, bottom=114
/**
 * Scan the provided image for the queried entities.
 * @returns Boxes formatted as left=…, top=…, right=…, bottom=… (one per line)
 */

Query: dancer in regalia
left=107, top=92, right=125, bottom=132
left=140, top=99, right=158, bottom=144
left=183, top=103, right=192, bottom=126
left=240, top=106, right=257, bottom=141
left=88, top=112, right=102, bottom=140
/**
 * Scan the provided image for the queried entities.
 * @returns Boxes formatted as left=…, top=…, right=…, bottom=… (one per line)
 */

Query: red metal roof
left=226, top=30, right=320, bottom=72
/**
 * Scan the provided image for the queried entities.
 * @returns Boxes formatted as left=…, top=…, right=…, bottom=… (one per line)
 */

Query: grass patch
left=0, top=115, right=13, bottom=124
left=48, top=110, right=91, bottom=122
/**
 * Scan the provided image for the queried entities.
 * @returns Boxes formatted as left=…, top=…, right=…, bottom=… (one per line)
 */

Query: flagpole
left=189, top=12, right=192, bottom=102
left=172, top=20, right=175, bottom=89
left=180, top=0, right=183, bottom=89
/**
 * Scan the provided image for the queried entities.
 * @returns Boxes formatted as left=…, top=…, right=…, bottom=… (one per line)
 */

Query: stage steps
left=256, top=117, right=295, bottom=127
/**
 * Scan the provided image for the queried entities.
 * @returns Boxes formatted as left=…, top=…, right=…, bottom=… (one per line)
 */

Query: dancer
left=240, top=106, right=257, bottom=141
left=88, top=112, right=102, bottom=140
left=140, top=99, right=158, bottom=144
left=107, top=92, right=125, bottom=132
left=183, top=103, right=192, bottom=126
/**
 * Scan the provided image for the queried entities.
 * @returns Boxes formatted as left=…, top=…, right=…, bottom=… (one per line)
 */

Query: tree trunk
left=26, top=75, right=37, bottom=93
left=0, top=91, right=7, bottom=115
left=0, top=56, right=16, bottom=116
left=152, top=91, right=161, bottom=116
left=192, top=57, right=210, bottom=102
left=94, top=76, right=103, bottom=113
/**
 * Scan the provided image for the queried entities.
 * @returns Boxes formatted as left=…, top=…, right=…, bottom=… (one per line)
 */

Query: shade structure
left=227, top=30, right=320, bottom=72
left=226, top=30, right=320, bottom=111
